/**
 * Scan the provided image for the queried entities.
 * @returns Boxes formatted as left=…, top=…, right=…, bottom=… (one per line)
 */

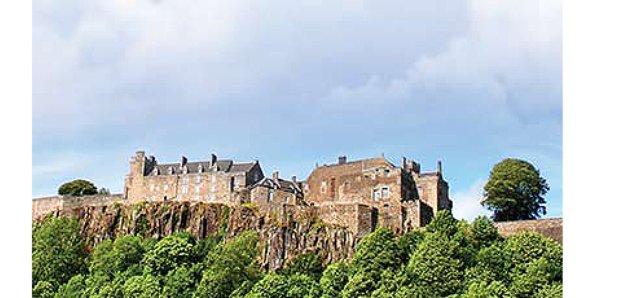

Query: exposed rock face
left=44, top=201, right=358, bottom=271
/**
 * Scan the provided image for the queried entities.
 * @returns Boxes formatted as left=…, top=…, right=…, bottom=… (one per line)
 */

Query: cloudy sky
left=33, top=0, right=562, bottom=220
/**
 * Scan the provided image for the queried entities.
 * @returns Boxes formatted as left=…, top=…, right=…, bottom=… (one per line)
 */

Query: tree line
left=33, top=210, right=562, bottom=298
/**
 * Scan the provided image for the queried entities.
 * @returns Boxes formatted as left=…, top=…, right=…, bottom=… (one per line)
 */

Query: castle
left=123, top=151, right=452, bottom=234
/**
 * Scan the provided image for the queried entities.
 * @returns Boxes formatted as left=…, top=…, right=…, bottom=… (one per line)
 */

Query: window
left=267, top=190, right=274, bottom=202
left=373, top=189, right=380, bottom=201
left=321, top=181, right=327, bottom=194
left=329, top=178, right=336, bottom=198
left=182, top=185, right=188, bottom=194
left=381, top=187, right=389, bottom=198
left=385, top=169, right=391, bottom=177
left=230, top=177, right=235, bottom=192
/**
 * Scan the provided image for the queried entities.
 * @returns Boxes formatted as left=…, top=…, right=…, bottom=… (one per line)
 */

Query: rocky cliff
left=39, top=201, right=358, bottom=271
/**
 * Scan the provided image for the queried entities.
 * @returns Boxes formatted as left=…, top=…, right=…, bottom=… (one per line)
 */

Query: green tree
left=463, top=242, right=510, bottom=287
left=280, top=252, right=324, bottom=281
left=142, top=233, right=195, bottom=276
left=33, top=216, right=87, bottom=289
left=246, top=273, right=288, bottom=298
left=194, top=231, right=261, bottom=298
left=460, top=280, right=514, bottom=298
left=55, top=274, right=86, bottom=298
left=482, top=159, right=549, bottom=221
left=58, top=179, right=98, bottom=196
left=510, top=258, right=556, bottom=298
left=469, top=216, right=501, bottom=250
left=407, top=233, right=464, bottom=296
left=350, top=228, right=401, bottom=274
left=425, top=210, right=459, bottom=238
left=33, top=281, right=55, bottom=298
left=504, top=232, right=562, bottom=281
left=397, top=230, right=424, bottom=264
left=341, top=269, right=378, bottom=298
left=286, top=273, right=321, bottom=297
left=161, top=265, right=200, bottom=298
left=319, top=261, right=349, bottom=298
left=90, top=235, right=146, bottom=279
left=122, top=274, right=160, bottom=298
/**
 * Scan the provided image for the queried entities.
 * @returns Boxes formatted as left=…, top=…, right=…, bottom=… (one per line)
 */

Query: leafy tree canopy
left=33, top=215, right=562, bottom=298
left=32, top=216, right=87, bottom=289
left=482, top=158, right=549, bottom=221
left=58, top=179, right=98, bottom=197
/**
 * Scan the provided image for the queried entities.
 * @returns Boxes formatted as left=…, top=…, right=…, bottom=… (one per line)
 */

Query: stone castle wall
left=32, top=194, right=124, bottom=220
left=495, top=218, right=563, bottom=243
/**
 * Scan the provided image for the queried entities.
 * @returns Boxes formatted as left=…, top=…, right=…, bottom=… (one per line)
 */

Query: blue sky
left=33, top=0, right=562, bottom=220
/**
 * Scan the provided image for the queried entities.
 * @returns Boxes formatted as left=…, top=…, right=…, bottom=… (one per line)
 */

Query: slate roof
left=251, top=177, right=302, bottom=194
left=148, top=160, right=256, bottom=176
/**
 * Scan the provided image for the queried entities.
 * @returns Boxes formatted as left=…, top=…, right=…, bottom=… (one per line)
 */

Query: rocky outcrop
left=41, top=201, right=358, bottom=271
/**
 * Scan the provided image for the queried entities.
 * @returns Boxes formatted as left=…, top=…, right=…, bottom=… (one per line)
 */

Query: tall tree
left=32, top=216, right=87, bottom=289
left=482, top=159, right=549, bottom=221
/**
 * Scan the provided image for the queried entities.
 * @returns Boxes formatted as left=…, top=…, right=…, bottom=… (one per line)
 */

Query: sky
left=33, top=0, right=562, bottom=221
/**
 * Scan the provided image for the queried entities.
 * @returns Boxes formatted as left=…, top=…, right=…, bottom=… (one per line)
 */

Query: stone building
left=304, top=155, right=452, bottom=233
left=124, top=151, right=306, bottom=208
left=122, top=150, right=451, bottom=234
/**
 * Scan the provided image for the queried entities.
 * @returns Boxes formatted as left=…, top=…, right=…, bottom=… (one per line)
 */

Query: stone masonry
left=35, top=150, right=453, bottom=235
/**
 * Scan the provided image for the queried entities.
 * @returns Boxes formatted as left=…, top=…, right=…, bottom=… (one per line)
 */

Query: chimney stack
left=437, top=160, right=442, bottom=175
left=273, top=170, right=279, bottom=181
left=292, top=175, right=297, bottom=183
left=211, top=153, right=217, bottom=166
left=180, top=156, right=187, bottom=167
left=401, top=157, right=407, bottom=169
left=338, top=156, right=347, bottom=165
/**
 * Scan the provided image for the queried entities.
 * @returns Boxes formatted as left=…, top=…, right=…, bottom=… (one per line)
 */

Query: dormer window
left=197, top=164, right=204, bottom=173
left=152, top=167, right=159, bottom=176
left=167, top=167, right=174, bottom=175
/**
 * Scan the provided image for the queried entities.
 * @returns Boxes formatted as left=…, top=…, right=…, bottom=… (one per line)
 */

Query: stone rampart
left=32, top=194, right=125, bottom=220
left=495, top=218, right=563, bottom=243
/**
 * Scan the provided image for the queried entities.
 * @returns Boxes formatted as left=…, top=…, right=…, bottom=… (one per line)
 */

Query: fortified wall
left=32, top=194, right=124, bottom=220
left=495, top=218, right=563, bottom=243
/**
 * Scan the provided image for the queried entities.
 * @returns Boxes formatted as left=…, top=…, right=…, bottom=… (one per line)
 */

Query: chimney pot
left=437, top=160, right=442, bottom=174
left=292, top=175, right=297, bottom=183
left=273, top=170, right=279, bottom=181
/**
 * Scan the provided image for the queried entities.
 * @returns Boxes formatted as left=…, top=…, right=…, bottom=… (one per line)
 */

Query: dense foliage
left=33, top=211, right=562, bottom=297
left=482, top=158, right=549, bottom=221
left=57, top=179, right=98, bottom=196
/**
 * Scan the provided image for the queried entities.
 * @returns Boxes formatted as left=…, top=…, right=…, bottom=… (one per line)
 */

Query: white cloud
left=323, top=0, right=562, bottom=127
left=451, top=179, right=491, bottom=221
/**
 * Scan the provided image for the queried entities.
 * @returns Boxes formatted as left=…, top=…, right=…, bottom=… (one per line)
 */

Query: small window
left=385, top=169, right=391, bottom=177
left=373, top=189, right=380, bottom=201
left=381, top=187, right=389, bottom=198
left=321, top=181, right=327, bottom=194
left=230, top=177, right=235, bottom=192
left=267, top=190, right=274, bottom=202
